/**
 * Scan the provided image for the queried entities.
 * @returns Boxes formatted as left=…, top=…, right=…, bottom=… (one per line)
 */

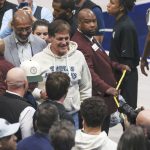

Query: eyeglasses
left=16, top=26, right=32, bottom=33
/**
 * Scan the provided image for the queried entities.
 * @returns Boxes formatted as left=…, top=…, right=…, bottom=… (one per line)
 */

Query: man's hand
left=140, top=58, right=149, bottom=76
left=40, top=90, right=48, bottom=100
left=121, top=65, right=131, bottom=72
left=106, top=87, right=119, bottom=96
left=21, top=7, right=37, bottom=22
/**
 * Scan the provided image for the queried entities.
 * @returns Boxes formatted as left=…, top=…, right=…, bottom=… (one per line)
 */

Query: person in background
left=0, top=68, right=35, bottom=140
left=52, top=0, right=75, bottom=37
left=107, top=0, right=140, bottom=109
left=17, top=103, right=59, bottom=150
left=73, top=0, right=105, bottom=43
left=0, top=0, right=53, bottom=38
left=73, top=97, right=117, bottom=150
left=4, top=9, right=47, bottom=67
left=140, top=8, right=150, bottom=76
left=136, top=109, right=150, bottom=149
left=117, top=125, right=147, bottom=150
left=0, top=118, right=20, bottom=150
left=0, top=39, right=14, bottom=96
left=0, top=0, right=16, bottom=29
left=49, top=120, right=76, bottom=150
left=71, top=8, right=130, bottom=133
left=20, top=60, right=44, bottom=109
left=32, top=19, right=50, bottom=43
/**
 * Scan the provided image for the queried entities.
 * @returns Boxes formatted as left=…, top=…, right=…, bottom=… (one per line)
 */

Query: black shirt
left=109, top=15, right=140, bottom=69
left=44, top=100, right=74, bottom=125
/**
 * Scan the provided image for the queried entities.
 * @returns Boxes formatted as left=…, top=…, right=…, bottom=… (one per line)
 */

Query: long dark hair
left=117, top=125, right=147, bottom=150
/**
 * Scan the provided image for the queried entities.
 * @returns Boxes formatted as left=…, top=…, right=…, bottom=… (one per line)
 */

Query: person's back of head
left=118, top=0, right=136, bottom=13
left=33, top=102, right=59, bottom=133
left=117, top=125, right=147, bottom=150
left=46, top=72, right=70, bottom=101
left=49, top=120, right=75, bottom=150
left=136, top=109, right=150, bottom=147
left=6, top=67, right=28, bottom=96
left=80, top=96, right=107, bottom=128
left=136, top=109, right=150, bottom=127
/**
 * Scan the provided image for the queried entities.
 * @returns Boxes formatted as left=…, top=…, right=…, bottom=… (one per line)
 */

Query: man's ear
left=24, top=80, right=29, bottom=91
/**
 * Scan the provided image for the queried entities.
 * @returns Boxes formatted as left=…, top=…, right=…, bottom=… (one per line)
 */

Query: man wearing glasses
left=3, top=9, right=47, bottom=67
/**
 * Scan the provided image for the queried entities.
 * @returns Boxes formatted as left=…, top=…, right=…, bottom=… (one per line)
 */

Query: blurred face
left=0, top=135, right=17, bottom=150
left=12, top=18, right=32, bottom=44
left=17, top=0, right=33, bottom=7
left=52, top=1, right=64, bottom=19
left=78, top=12, right=97, bottom=37
left=33, top=25, right=49, bottom=42
left=0, top=0, right=5, bottom=8
left=52, top=0, right=71, bottom=21
left=50, top=31, right=70, bottom=56
left=107, top=0, right=122, bottom=17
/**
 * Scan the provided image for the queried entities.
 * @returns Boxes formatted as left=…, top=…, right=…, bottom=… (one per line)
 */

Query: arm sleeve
left=0, top=9, right=13, bottom=38
left=79, top=53, right=92, bottom=102
left=146, top=8, right=150, bottom=30
left=120, top=26, right=136, bottom=58
left=19, top=106, right=35, bottom=139
left=80, top=49, right=111, bottom=94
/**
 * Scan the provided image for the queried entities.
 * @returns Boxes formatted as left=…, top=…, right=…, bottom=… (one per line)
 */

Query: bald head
left=6, top=67, right=27, bottom=88
left=78, top=8, right=96, bottom=23
left=77, top=8, right=97, bottom=37
left=12, top=9, right=32, bottom=25
left=136, top=110, right=150, bottom=127
left=11, top=9, right=33, bottom=43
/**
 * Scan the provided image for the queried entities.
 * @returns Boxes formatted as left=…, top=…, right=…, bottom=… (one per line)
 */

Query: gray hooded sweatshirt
left=32, top=41, right=92, bottom=112
left=73, top=130, right=117, bottom=150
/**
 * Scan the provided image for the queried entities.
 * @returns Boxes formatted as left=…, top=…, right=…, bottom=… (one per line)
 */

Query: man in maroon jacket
left=0, top=39, right=14, bottom=95
left=71, top=8, right=130, bottom=133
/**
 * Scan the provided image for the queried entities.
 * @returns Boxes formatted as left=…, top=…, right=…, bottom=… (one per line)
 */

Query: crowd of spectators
left=0, top=0, right=150, bottom=150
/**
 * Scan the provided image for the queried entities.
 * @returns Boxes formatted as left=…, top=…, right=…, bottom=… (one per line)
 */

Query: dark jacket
left=72, top=31, right=124, bottom=114
left=0, top=56, right=14, bottom=95
left=17, top=132, right=53, bottom=150
left=0, top=92, right=33, bottom=140
left=44, top=100, right=74, bottom=125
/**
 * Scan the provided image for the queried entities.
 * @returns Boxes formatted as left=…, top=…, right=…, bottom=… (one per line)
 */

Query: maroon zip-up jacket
left=72, top=31, right=125, bottom=114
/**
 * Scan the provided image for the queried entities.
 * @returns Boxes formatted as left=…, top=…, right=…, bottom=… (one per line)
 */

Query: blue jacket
left=17, top=132, right=54, bottom=150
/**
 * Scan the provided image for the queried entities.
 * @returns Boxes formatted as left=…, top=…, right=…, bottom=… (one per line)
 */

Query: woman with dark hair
left=117, top=125, right=147, bottom=150
left=107, top=0, right=140, bottom=109
left=32, top=19, right=50, bottom=43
